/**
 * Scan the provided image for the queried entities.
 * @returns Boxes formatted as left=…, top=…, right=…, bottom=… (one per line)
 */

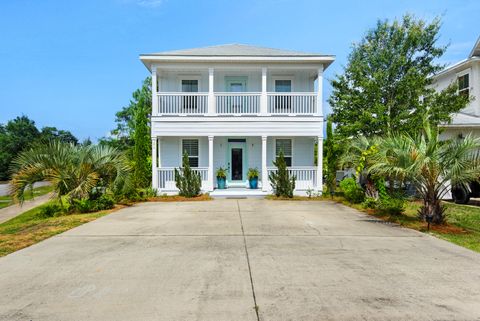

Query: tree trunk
left=418, top=186, right=445, bottom=224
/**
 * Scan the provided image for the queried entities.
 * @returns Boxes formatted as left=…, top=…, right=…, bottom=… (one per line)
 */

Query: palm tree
left=369, top=120, right=480, bottom=224
left=340, top=135, right=381, bottom=198
left=9, top=141, right=131, bottom=207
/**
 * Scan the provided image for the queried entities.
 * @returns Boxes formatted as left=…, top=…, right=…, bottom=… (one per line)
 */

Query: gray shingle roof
left=144, top=43, right=332, bottom=57
left=470, top=36, right=480, bottom=58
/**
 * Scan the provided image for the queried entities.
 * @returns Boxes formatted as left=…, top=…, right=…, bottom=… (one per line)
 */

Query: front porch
left=151, top=136, right=323, bottom=195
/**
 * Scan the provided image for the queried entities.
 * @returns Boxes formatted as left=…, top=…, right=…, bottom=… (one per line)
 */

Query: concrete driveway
left=1, top=199, right=480, bottom=321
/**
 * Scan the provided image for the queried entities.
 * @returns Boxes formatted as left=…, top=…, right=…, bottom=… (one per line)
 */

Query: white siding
left=159, top=136, right=315, bottom=169
left=160, top=136, right=208, bottom=167
left=266, top=137, right=314, bottom=166
left=293, top=137, right=315, bottom=166
left=247, top=137, right=262, bottom=170
left=159, top=70, right=209, bottom=92
left=432, top=60, right=480, bottom=116
left=440, top=128, right=480, bottom=140
left=158, top=70, right=314, bottom=93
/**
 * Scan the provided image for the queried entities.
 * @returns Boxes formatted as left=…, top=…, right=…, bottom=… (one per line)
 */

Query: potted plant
left=247, top=168, right=259, bottom=189
left=216, top=167, right=227, bottom=189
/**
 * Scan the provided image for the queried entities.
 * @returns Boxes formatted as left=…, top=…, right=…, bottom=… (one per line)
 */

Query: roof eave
left=469, top=36, right=480, bottom=58
left=139, top=55, right=336, bottom=71
left=432, top=57, right=480, bottom=79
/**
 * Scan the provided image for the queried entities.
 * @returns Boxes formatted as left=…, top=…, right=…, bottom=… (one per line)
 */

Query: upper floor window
left=274, top=80, right=292, bottom=110
left=181, top=80, right=198, bottom=109
left=275, top=139, right=292, bottom=167
left=181, top=80, right=198, bottom=92
left=458, top=74, right=469, bottom=97
left=182, top=139, right=199, bottom=168
left=275, top=80, right=292, bottom=92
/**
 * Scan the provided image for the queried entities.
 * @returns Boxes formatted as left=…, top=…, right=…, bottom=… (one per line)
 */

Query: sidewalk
left=0, top=193, right=52, bottom=224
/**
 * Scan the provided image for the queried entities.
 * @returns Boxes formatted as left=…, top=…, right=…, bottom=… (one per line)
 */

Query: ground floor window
left=275, top=139, right=292, bottom=166
left=182, top=139, right=199, bottom=167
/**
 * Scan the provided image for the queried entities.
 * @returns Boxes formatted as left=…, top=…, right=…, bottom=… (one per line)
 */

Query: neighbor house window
left=181, top=80, right=198, bottom=109
left=276, top=139, right=292, bottom=167
left=458, top=74, right=469, bottom=97
left=274, top=80, right=292, bottom=110
left=182, top=139, right=199, bottom=167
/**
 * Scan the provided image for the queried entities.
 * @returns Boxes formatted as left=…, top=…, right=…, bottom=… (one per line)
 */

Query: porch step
left=210, top=188, right=269, bottom=198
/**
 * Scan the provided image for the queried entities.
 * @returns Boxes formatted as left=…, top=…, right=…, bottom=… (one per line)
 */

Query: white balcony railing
left=155, top=92, right=318, bottom=116
left=157, top=167, right=209, bottom=191
left=267, top=167, right=317, bottom=190
left=157, top=93, right=208, bottom=115
left=267, top=93, right=317, bottom=114
left=215, top=93, right=261, bottom=114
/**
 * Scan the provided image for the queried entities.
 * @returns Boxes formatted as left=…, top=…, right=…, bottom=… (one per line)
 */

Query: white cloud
left=136, top=0, right=164, bottom=8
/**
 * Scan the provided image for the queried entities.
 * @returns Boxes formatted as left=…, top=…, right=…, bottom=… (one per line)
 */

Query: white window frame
left=456, top=69, right=471, bottom=97
left=177, top=75, right=202, bottom=92
left=274, top=138, right=294, bottom=167
left=179, top=138, right=200, bottom=168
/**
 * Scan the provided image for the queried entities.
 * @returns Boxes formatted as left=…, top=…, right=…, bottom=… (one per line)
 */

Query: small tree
left=174, top=152, right=201, bottom=197
left=269, top=150, right=296, bottom=198
left=324, top=118, right=342, bottom=195
left=369, top=118, right=480, bottom=224
left=132, top=100, right=151, bottom=188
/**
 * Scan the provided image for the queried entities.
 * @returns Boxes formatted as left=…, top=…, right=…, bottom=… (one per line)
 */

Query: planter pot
left=217, top=177, right=226, bottom=189
left=249, top=177, right=258, bottom=189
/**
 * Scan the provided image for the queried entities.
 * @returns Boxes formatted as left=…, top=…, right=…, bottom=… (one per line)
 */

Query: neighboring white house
left=432, top=36, right=480, bottom=140
left=139, top=44, right=335, bottom=195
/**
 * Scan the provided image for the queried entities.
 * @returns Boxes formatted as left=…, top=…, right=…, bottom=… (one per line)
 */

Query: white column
left=208, top=68, right=215, bottom=115
left=157, top=138, right=161, bottom=168
left=260, top=67, right=267, bottom=115
left=208, top=135, right=214, bottom=191
left=261, top=135, right=268, bottom=191
left=316, top=136, right=323, bottom=192
left=316, top=65, right=323, bottom=117
left=152, top=68, right=158, bottom=116
left=152, top=137, right=158, bottom=192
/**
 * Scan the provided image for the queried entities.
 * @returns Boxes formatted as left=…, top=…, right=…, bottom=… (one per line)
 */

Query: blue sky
left=1, top=0, right=478, bottom=141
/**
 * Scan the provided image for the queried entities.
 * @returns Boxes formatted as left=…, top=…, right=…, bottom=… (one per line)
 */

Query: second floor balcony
left=155, top=91, right=319, bottom=116
left=151, top=67, right=323, bottom=117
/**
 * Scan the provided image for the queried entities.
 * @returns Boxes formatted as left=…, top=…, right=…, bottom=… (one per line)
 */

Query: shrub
left=247, top=168, right=259, bottom=180
left=362, top=197, right=378, bottom=209
left=37, top=203, right=63, bottom=218
left=73, top=194, right=115, bottom=213
left=174, top=151, right=201, bottom=197
left=377, top=196, right=406, bottom=215
left=268, top=150, right=296, bottom=198
left=216, top=167, right=227, bottom=179
left=340, top=178, right=365, bottom=203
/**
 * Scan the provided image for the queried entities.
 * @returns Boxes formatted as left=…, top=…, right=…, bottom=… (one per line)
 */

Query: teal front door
left=227, top=141, right=246, bottom=182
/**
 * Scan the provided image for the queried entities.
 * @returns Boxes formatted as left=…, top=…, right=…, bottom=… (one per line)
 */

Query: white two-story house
left=432, top=36, right=480, bottom=139
left=139, top=44, right=335, bottom=195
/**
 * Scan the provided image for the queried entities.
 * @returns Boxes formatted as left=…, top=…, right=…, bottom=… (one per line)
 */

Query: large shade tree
left=329, top=14, right=469, bottom=138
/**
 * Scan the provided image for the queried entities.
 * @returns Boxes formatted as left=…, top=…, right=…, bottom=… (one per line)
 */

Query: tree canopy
left=0, top=115, right=78, bottom=180
left=102, top=77, right=152, bottom=152
left=329, top=14, right=469, bottom=138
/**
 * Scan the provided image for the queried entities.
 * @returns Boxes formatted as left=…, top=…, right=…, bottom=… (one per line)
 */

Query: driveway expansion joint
left=236, top=200, right=261, bottom=321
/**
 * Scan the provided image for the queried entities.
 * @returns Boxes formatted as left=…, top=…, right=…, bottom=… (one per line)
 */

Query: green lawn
left=267, top=194, right=480, bottom=253
left=343, top=198, right=480, bottom=253
left=0, top=185, right=53, bottom=209
left=0, top=201, right=117, bottom=257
